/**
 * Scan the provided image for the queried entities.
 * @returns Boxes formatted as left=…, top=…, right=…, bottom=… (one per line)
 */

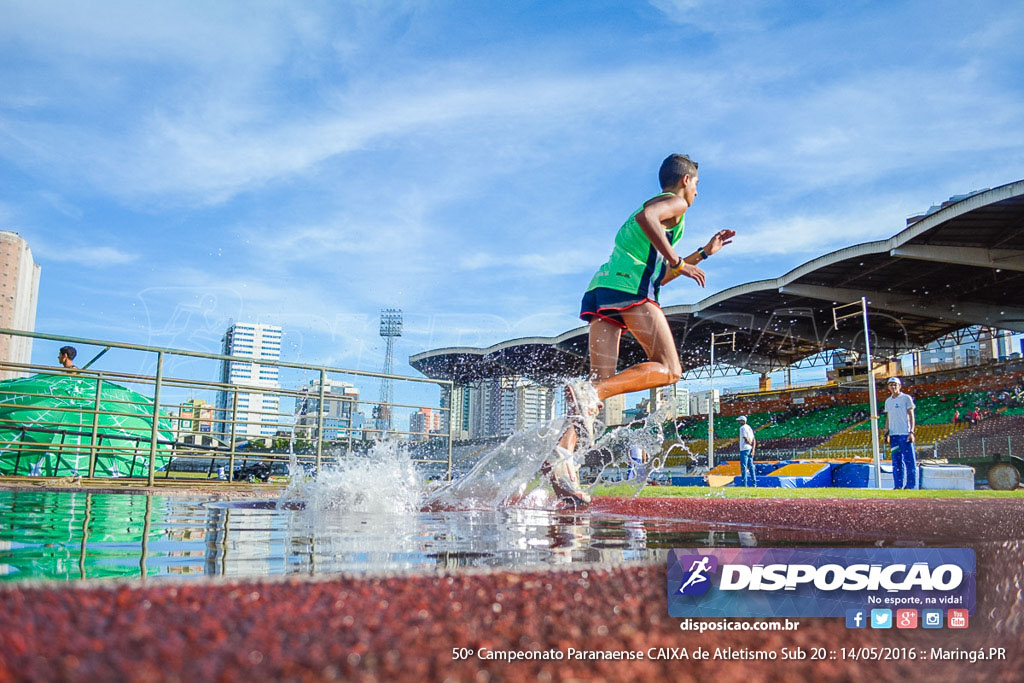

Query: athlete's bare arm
left=635, top=194, right=690, bottom=264
left=662, top=228, right=736, bottom=286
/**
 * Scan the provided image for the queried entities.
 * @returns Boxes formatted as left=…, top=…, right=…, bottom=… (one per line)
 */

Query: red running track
left=0, top=496, right=1021, bottom=682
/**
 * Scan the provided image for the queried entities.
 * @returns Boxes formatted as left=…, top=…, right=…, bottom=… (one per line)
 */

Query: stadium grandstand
left=410, top=179, right=1024, bottom=486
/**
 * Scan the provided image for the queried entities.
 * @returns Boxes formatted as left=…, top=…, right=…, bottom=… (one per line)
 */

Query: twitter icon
left=870, top=609, right=892, bottom=629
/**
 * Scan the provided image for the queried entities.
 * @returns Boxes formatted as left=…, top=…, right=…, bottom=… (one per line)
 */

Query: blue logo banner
left=667, top=548, right=975, bottom=618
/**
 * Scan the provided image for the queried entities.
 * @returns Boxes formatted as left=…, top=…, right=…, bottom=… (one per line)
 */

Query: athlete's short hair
left=58, top=345, right=77, bottom=360
left=659, top=153, right=698, bottom=189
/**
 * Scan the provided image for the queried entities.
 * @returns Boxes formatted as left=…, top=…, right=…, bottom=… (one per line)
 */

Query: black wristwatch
left=697, top=246, right=709, bottom=261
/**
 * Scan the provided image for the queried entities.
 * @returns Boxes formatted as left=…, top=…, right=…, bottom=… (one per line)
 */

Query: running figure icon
left=678, top=556, right=713, bottom=593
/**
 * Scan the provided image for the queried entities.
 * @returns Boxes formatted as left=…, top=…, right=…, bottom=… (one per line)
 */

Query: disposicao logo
left=667, top=548, right=975, bottom=618
left=676, top=554, right=718, bottom=596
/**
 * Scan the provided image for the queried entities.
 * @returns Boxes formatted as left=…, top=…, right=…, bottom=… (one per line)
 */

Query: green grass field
left=592, top=484, right=1024, bottom=499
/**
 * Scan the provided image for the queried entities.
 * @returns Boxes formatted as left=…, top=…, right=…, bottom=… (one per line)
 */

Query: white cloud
left=457, top=248, right=604, bottom=275
left=649, top=0, right=778, bottom=33
left=34, top=244, right=139, bottom=267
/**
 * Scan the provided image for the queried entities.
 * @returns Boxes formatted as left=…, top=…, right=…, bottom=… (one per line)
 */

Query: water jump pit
left=0, top=427, right=1022, bottom=681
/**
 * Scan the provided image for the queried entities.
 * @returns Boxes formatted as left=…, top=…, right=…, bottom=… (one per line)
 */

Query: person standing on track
left=738, top=415, right=757, bottom=487
left=883, top=376, right=917, bottom=490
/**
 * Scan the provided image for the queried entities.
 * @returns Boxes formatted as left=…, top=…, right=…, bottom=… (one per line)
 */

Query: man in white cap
left=883, top=377, right=917, bottom=489
left=737, top=415, right=757, bottom=487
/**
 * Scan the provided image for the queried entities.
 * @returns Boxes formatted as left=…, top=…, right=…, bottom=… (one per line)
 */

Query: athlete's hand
left=704, top=229, right=736, bottom=256
left=677, top=262, right=706, bottom=287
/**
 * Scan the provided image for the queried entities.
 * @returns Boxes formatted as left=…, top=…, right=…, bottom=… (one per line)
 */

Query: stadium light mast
left=707, top=331, right=736, bottom=471
left=834, top=298, right=882, bottom=489
left=375, top=308, right=403, bottom=438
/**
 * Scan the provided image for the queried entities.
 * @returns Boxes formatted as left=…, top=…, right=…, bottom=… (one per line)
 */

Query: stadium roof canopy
left=410, top=179, right=1024, bottom=386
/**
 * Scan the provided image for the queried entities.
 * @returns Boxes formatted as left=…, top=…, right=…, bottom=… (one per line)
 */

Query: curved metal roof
left=411, top=179, right=1024, bottom=384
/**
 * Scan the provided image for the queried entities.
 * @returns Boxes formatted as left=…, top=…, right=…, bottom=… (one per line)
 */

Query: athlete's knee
left=664, top=361, right=683, bottom=384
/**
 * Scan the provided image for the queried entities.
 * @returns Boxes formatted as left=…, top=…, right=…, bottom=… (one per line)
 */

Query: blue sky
left=2, top=1, right=1024, bottom=411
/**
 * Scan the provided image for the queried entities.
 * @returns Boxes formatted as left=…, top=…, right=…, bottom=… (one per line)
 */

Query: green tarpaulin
left=0, top=374, right=174, bottom=477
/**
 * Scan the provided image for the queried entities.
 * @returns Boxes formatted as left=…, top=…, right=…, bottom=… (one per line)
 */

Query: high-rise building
left=470, top=377, right=514, bottom=437
left=601, top=394, right=625, bottom=426
left=440, top=384, right=473, bottom=440
left=294, top=378, right=360, bottom=441
left=409, top=407, right=442, bottom=440
left=467, top=377, right=554, bottom=438
left=515, top=382, right=555, bottom=431
left=0, top=232, right=41, bottom=379
left=178, top=398, right=214, bottom=435
left=217, top=322, right=283, bottom=439
left=657, top=385, right=690, bottom=419
left=689, top=389, right=720, bottom=416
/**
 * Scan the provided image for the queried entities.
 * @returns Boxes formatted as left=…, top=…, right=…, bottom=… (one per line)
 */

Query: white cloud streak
left=33, top=243, right=139, bottom=267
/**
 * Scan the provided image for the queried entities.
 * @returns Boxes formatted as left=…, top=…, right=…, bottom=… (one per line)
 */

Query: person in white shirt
left=737, top=415, right=757, bottom=487
left=883, top=377, right=917, bottom=489
left=626, top=444, right=647, bottom=480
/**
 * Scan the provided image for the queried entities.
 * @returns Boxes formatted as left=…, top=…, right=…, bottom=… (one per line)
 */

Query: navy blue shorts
left=579, top=287, right=658, bottom=329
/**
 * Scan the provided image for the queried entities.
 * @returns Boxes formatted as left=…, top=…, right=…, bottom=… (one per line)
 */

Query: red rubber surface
left=0, top=497, right=1020, bottom=682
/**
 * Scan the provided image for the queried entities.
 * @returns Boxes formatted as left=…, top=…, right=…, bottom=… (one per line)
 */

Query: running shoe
left=565, top=379, right=602, bottom=446
left=545, top=445, right=591, bottom=506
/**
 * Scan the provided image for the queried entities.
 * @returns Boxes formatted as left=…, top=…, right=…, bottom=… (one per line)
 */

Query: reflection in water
left=3, top=490, right=843, bottom=581
left=0, top=488, right=1020, bottom=639
left=0, top=490, right=1009, bottom=584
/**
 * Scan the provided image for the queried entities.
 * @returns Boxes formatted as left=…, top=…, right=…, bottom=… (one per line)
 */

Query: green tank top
left=586, top=192, right=685, bottom=300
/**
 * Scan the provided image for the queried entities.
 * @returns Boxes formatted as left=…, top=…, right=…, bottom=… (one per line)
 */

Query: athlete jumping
left=546, top=153, right=736, bottom=505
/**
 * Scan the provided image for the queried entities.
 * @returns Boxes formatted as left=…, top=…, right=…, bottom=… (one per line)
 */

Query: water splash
left=584, top=403, right=675, bottom=498
left=423, top=418, right=568, bottom=509
left=277, top=403, right=680, bottom=513
left=278, top=440, right=424, bottom=514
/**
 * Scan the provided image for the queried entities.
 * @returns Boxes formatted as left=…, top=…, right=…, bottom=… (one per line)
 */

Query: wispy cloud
left=457, top=248, right=605, bottom=275
left=33, top=243, right=139, bottom=267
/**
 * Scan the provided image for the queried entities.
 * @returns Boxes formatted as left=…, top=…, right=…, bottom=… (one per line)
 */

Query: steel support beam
left=779, top=284, right=1024, bottom=333
left=890, top=245, right=1024, bottom=272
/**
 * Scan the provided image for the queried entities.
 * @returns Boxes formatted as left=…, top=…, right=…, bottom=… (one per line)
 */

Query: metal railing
left=934, top=434, right=1022, bottom=460
left=0, top=329, right=454, bottom=484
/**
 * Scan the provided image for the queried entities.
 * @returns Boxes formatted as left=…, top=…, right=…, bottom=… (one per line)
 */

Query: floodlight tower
left=375, top=308, right=403, bottom=436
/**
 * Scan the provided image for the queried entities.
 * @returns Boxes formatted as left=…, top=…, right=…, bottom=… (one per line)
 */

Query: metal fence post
left=140, top=493, right=152, bottom=578
left=228, top=391, right=239, bottom=481
left=88, top=377, right=103, bottom=478
left=447, top=387, right=454, bottom=481
left=315, top=369, right=327, bottom=475
left=147, top=352, right=164, bottom=486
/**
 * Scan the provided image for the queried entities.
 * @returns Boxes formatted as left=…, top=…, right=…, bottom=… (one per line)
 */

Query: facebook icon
left=845, top=609, right=867, bottom=629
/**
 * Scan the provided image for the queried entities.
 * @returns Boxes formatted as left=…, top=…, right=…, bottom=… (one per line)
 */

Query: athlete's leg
left=591, top=302, right=682, bottom=403
left=548, top=306, right=678, bottom=504
left=740, top=450, right=754, bottom=486
left=589, top=318, right=623, bottom=381
left=891, top=436, right=905, bottom=489
left=557, top=319, right=622, bottom=452
left=904, top=440, right=918, bottom=489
